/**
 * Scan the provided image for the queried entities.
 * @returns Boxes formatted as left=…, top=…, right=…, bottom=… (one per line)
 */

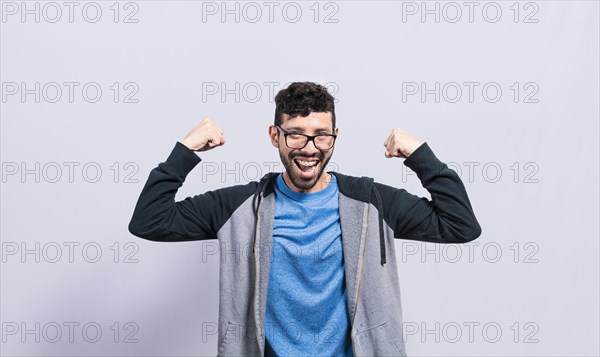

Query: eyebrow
left=284, top=126, right=332, bottom=133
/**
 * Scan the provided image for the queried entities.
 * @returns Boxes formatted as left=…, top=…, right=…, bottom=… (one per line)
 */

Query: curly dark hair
left=274, top=82, right=336, bottom=129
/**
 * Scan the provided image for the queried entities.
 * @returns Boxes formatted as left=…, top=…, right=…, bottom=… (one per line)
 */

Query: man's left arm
left=378, top=128, right=482, bottom=243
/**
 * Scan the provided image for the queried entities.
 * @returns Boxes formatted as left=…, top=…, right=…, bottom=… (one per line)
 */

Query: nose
left=299, top=138, right=320, bottom=155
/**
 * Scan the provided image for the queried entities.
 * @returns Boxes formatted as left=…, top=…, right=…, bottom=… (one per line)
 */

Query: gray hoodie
left=129, top=142, right=482, bottom=356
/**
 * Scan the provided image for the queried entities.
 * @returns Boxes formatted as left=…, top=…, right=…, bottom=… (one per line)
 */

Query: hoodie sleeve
left=375, top=143, right=482, bottom=243
left=128, top=142, right=256, bottom=242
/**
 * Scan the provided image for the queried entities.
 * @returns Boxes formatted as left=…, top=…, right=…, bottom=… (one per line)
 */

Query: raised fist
left=383, top=128, right=423, bottom=159
left=180, top=118, right=225, bottom=152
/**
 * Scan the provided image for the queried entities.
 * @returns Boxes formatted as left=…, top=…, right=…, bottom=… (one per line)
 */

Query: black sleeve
left=376, top=143, right=482, bottom=244
left=128, top=142, right=256, bottom=242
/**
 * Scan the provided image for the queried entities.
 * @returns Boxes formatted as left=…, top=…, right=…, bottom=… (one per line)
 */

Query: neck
left=283, top=172, right=331, bottom=193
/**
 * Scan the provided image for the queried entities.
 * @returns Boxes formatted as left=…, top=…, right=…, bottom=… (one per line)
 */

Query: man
left=128, top=82, right=481, bottom=356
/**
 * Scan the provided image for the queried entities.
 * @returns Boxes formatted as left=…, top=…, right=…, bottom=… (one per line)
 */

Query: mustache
left=290, top=153, right=323, bottom=160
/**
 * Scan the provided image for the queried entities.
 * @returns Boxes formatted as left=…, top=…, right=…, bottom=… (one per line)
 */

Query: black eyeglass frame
left=275, top=125, right=338, bottom=150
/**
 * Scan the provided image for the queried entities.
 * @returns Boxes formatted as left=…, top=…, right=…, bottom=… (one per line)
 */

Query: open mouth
left=294, top=158, right=320, bottom=178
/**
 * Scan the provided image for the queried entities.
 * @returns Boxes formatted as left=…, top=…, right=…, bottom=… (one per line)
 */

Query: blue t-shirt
left=264, top=174, right=352, bottom=356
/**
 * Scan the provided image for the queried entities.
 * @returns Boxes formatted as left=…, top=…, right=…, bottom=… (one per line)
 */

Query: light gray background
left=1, top=1, right=598, bottom=356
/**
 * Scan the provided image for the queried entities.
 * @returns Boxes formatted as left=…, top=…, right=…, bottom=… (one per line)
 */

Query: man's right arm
left=128, top=118, right=230, bottom=241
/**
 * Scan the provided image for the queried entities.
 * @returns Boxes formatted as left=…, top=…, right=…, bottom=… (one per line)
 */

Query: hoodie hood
left=253, top=171, right=387, bottom=266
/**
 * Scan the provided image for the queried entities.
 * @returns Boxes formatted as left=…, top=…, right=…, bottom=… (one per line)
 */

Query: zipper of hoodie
left=253, top=191, right=264, bottom=356
left=351, top=201, right=370, bottom=350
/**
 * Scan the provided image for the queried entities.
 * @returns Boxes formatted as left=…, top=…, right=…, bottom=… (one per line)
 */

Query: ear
left=268, top=125, right=279, bottom=148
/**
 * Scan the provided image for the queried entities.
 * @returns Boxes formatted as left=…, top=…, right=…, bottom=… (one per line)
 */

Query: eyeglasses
left=276, top=125, right=337, bottom=150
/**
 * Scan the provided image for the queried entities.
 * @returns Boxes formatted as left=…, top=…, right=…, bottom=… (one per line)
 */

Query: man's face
left=269, top=112, right=338, bottom=193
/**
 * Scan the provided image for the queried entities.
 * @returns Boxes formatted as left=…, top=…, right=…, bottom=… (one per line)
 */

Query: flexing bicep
left=128, top=142, right=256, bottom=242
left=377, top=178, right=480, bottom=244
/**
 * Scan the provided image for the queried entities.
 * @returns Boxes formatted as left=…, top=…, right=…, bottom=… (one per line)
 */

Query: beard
left=279, top=149, right=333, bottom=192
